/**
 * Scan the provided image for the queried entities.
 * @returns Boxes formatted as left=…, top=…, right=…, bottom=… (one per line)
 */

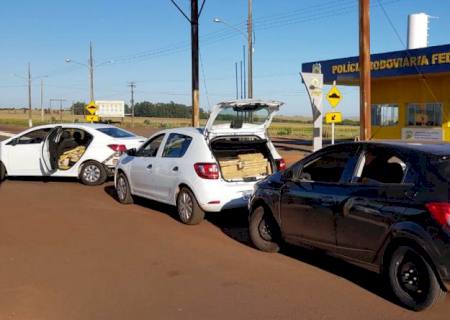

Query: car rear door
left=335, top=145, right=414, bottom=263
left=129, top=134, right=165, bottom=198
left=280, top=145, right=360, bottom=249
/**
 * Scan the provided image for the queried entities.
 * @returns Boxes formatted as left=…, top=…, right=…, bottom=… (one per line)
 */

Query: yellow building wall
left=371, top=73, right=450, bottom=141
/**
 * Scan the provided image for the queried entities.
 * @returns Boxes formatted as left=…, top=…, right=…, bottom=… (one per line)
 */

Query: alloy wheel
left=116, top=176, right=127, bottom=201
left=83, top=165, right=101, bottom=184
left=178, top=191, right=193, bottom=222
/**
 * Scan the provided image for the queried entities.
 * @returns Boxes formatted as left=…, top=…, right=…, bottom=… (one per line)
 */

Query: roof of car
left=334, top=141, right=450, bottom=157
left=157, top=127, right=204, bottom=136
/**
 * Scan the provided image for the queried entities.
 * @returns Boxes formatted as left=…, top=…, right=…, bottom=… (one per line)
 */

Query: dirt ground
left=0, top=124, right=448, bottom=319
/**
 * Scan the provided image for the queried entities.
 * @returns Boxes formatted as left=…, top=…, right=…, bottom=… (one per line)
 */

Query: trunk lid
left=204, top=99, right=283, bottom=140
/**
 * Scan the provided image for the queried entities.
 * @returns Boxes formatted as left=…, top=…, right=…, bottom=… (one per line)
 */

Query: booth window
left=371, top=104, right=399, bottom=126
left=407, top=103, right=442, bottom=127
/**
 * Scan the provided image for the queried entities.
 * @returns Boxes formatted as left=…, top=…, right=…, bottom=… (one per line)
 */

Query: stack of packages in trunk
left=219, top=153, right=272, bottom=180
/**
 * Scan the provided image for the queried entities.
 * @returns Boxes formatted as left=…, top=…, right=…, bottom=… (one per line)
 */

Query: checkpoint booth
left=302, top=44, right=450, bottom=141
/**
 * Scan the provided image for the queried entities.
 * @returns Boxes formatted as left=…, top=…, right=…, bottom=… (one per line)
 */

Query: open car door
left=204, top=100, right=283, bottom=141
left=41, top=126, right=63, bottom=174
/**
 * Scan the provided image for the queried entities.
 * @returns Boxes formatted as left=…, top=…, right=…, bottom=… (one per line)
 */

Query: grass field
left=0, top=109, right=360, bottom=140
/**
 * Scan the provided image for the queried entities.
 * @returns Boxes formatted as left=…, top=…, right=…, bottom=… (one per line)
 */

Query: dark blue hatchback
left=249, top=141, right=450, bottom=311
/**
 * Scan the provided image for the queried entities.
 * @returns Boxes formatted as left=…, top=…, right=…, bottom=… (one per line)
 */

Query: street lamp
left=214, top=16, right=253, bottom=99
left=65, top=41, right=113, bottom=103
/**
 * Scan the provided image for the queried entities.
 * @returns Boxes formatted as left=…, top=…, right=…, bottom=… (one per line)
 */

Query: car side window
left=299, top=150, right=353, bottom=183
left=162, top=133, right=192, bottom=158
left=137, top=134, right=165, bottom=157
left=14, top=128, right=51, bottom=144
left=354, top=149, right=407, bottom=184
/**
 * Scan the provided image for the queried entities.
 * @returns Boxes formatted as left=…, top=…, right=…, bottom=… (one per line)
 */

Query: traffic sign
left=85, top=101, right=98, bottom=115
left=85, top=115, right=99, bottom=123
left=325, top=112, right=342, bottom=124
left=326, top=85, right=342, bottom=108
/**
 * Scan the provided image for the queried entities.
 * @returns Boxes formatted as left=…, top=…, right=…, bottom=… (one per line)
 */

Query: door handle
left=172, top=166, right=179, bottom=172
left=147, top=164, right=153, bottom=169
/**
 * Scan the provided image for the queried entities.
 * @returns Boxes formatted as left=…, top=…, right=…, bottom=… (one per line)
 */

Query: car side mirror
left=282, top=168, right=294, bottom=181
left=8, top=138, right=18, bottom=146
left=126, top=148, right=137, bottom=156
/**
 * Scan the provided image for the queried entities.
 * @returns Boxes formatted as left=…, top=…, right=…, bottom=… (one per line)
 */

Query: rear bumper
left=191, top=179, right=256, bottom=212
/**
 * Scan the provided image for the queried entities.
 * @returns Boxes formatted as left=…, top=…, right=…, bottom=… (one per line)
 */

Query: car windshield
left=97, top=127, right=136, bottom=138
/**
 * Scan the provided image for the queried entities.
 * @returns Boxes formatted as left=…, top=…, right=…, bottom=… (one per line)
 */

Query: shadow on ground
left=206, top=208, right=398, bottom=306
left=103, top=185, right=398, bottom=307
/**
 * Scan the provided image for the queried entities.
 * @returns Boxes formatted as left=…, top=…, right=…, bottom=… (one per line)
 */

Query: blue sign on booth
left=302, top=44, right=450, bottom=84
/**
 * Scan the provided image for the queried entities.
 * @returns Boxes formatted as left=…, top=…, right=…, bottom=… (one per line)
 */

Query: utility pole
left=50, top=99, right=66, bottom=122
left=247, top=0, right=253, bottom=99
left=191, top=0, right=200, bottom=127
left=89, top=41, right=95, bottom=102
left=235, top=62, right=238, bottom=99
left=359, top=0, right=371, bottom=140
left=128, top=81, right=136, bottom=128
left=243, top=45, right=246, bottom=99
left=27, top=63, right=32, bottom=128
left=240, top=61, right=243, bottom=99
left=40, top=79, right=44, bottom=122
left=170, top=0, right=206, bottom=127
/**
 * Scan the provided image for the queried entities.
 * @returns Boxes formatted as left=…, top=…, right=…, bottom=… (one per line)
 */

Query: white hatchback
left=0, top=123, right=145, bottom=185
left=114, top=99, right=286, bottom=224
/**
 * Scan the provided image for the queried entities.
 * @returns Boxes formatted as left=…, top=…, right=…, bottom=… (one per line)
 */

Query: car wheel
left=116, top=172, right=133, bottom=204
left=249, top=206, right=280, bottom=253
left=79, top=160, right=107, bottom=186
left=176, top=187, right=204, bottom=225
left=0, top=161, right=6, bottom=182
left=388, top=245, right=446, bottom=311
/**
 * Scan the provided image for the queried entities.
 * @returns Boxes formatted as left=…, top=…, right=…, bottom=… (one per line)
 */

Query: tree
left=71, top=101, right=86, bottom=115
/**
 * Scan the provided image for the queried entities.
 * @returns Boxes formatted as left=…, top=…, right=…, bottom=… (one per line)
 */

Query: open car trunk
left=210, top=136, right=273, bottom=182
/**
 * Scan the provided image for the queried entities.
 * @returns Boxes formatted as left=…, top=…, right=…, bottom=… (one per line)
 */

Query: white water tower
left=407, top=13, right=429, bottom=49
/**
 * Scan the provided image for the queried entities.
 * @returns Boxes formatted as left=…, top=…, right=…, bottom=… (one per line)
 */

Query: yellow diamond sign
left=326, top=85, right=342, bottom=108
left=85, top=101, right=98, bottom=115
left=325, top=112, right=342, bottom=124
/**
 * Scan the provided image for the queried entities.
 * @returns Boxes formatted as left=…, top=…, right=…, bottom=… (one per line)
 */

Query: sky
left=0, top=0, right=449, bottom=117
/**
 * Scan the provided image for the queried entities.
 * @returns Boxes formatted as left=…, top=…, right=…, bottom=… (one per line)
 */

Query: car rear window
left=97, top=127, right=135, bottom=138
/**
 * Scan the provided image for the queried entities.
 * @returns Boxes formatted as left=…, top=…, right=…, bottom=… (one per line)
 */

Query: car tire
left=176, top=187, right=205, bottom=225
left=388, top=245, right=446, bottom=311
left=79, top=160, right=107, bottom=186
left=116, top=172, right=134, bottom=204
left=0, top=161, right=6, bottom=182
left=249, top=206, right=280, bottom=253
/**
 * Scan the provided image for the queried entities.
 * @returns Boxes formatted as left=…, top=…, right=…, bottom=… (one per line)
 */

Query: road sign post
left=85, top=101, right=98, bottom=123
left=326, top=81, right=343, bottom=145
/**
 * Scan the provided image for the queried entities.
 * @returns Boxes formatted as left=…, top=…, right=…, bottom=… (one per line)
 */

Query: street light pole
left=27, top=63, right=32, bottom=128
left=247, top=0, right=253, bottom=99
left=89, top=41, right=95, bottom=102
left=40, top=79, right=44, bottom=122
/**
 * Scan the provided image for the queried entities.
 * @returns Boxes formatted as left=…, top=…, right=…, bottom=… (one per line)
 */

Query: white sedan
left=114, top=99, right=286, bottom=225
left=0, top=123, right=145, bottom=185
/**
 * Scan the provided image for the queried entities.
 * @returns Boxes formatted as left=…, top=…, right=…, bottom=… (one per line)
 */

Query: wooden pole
left=359, top=0, right=371, bottom=140
left=191, top=0, right=200, bottom=127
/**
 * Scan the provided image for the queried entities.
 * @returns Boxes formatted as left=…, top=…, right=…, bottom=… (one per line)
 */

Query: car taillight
left=276, top=158, right=286, bottom=171
left=426, top=202, right=450, bottom=227
left=108, top=144, right=127, bottom=152
left=194, top=163, right=219, bottom=180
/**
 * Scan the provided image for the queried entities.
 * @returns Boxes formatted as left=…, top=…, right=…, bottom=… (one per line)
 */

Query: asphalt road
left=0, top=125, right=449, bottom=319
